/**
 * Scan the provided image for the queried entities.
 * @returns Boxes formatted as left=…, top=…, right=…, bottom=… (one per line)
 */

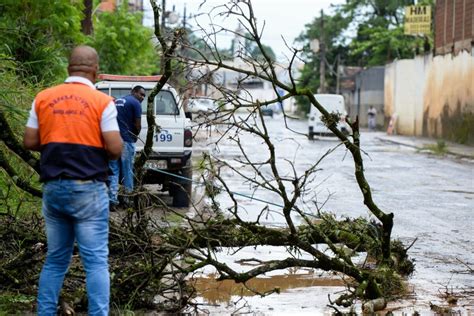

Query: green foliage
left=441, top=105, right=474, bottom=145
left=452, top=112, right=474, bottom=145
left=88, top=7, right=159, bottom=75
left=0, top=293, right=36, bottom=315
left=250, top=44, right=276, bottom=62
left=0, top=144, right=41, bottom=217
left=0, top=63, right=42, bottom=216
left=0, top=61, right=36, bottom=129
left=244, top=35, right=276, bottom=62
left=298, top=11, right=352, bottom=50
left=0, top=0, right=85, bottom=84
left=350, top=25, right=428, bottom=66
left=294, top=11, right=353, bottom=113
left=422, top=140, right=448, bottom=155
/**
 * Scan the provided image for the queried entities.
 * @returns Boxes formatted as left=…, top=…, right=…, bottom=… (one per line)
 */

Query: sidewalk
left=374, top=132, right=474, bottom=160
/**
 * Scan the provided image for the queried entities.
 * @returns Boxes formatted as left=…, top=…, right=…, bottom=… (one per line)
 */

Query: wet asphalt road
left=191, top=113, right=474, bottom=314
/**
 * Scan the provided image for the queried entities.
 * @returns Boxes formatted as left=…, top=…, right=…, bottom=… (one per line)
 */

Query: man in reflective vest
left=23, top=45, right=122, bottom=316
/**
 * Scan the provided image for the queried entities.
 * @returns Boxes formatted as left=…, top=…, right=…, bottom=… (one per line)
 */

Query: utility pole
left=336, top=54, right=340, bottom=94
left=319, top=9, right=326, bottom=93
left=182, top=4, right=187, bottom=29
left=161, top=0, right=166, bottom=30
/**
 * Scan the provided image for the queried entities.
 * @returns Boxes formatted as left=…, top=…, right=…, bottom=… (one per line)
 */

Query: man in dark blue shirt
left=109, top=85, right=145, bottom=207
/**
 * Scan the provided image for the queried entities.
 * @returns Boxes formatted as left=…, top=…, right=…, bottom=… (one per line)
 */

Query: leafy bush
left=89, top=7, right=160, bottom=75
left=0, top=62, right=42, bottom=216
left=0, top=0, right=85, bottom=84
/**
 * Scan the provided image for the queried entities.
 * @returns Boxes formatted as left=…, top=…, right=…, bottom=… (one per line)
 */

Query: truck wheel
left=168, top=183, right=176, bottom=197
left=183, top=167, right=193, bottom=198
left=172, top=187, right=189, bottom=207
left=172, top=167, right=193, bottom=207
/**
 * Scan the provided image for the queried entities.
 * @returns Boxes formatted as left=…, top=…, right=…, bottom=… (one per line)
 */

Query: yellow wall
left=384, top=51, right=474, bottom=142
left=423, top=51, right=474, bottom=138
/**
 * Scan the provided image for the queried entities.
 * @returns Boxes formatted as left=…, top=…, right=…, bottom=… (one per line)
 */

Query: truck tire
left=172, top=167, right=193, bottom=207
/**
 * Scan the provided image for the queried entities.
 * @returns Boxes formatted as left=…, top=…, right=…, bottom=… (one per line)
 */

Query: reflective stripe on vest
left=35, top=82, right=113, bottom=182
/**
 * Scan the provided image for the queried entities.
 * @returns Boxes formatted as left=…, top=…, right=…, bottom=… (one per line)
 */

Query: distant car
left=188, top=97, right=217, bottom=114
left=308, top=94, right=351, bottom=139
left=260, top=104, right=274, bottom=117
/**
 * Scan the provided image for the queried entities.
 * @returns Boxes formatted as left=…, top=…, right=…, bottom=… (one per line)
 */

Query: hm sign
left=404, top=5, right=431, bottom=35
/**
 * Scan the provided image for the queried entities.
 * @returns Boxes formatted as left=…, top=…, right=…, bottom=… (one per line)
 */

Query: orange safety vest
left=35, top=82, right=113, bottom=182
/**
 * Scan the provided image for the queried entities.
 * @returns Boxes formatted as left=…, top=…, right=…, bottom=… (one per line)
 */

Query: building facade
left=434, top=0, right=473, bottom=55
left=99, top=0, right=144, bottom=13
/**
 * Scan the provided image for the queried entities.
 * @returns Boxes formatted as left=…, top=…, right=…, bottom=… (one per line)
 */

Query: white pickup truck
left=96, top=74, right=193, bottom=207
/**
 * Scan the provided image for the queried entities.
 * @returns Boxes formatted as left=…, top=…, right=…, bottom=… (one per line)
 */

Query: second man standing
left=109, top=86, right=145, bottom=207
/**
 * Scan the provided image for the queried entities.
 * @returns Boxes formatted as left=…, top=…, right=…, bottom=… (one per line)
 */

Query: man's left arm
left=133, top=100, right=142, bottom=136
left=24, top=100, right=41, bottom=151
left=102, top=101, right=122, bottom=159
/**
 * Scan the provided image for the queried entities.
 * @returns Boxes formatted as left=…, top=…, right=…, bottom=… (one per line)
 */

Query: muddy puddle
left=189, top=272, right=346, bottom=305
left=187, top=265, right=473, bottom=315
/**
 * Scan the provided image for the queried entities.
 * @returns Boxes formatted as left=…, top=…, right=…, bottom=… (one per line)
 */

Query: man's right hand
left=23, top=127, right=41, bottom=151
left=103, top=131, right=122, bottom=160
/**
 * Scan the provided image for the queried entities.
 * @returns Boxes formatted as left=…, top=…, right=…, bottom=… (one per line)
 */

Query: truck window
left=153, top=91, right=179, bottom=115
left=97, top=88, right=178, bottom=115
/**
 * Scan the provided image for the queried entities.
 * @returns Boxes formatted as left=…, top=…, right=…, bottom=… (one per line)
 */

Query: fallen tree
left=0, top=205, right=413, bottom=313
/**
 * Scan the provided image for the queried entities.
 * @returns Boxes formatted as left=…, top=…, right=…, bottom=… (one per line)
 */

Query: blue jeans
left=38, top=179, right=110, bottom=316
left=108, top=141, right=136, bottom=204
left=121, top=142, right=136, bottom=193
left=108, top=159, right=120, bottom=205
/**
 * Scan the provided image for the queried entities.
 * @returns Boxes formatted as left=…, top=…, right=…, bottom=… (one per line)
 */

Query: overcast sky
left=143, top=0, right=344, bottom=61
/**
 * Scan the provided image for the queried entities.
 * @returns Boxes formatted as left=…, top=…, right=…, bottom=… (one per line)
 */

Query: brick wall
left=434, top=0, right=473, bottom=55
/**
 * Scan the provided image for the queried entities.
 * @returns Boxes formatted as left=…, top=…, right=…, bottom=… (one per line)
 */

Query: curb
left=375, top=136, right=474, bottom=160
left=375, top=137, right=420, bottom=150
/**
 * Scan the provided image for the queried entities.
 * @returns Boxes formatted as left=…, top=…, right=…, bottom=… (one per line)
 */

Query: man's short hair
left=132, top=85, right=145, bottom=93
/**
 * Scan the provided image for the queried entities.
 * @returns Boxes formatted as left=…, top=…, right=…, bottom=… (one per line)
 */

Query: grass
left=0, top=65, right=42, bottom=217
left=0, top=293, right=36, bottom=315
left=0, top=145, right=42, bottom=217
left=422, top=140, right=448, bottom=156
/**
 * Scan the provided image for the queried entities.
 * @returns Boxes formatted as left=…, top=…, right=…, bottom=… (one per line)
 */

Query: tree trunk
left=81, top=0, right=94, bottom=35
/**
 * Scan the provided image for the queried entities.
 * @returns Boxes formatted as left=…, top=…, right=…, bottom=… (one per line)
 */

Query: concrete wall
left=385, top=51, right=474, bottom=143
left=384, top=56, right=429, bottom=136
left=423, top=51, right=474, bottom=143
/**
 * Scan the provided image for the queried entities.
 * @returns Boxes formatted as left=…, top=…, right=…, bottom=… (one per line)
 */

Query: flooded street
left=190, top=114, right=474, bottom=314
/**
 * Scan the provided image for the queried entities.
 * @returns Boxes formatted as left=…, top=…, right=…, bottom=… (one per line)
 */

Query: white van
left=308, top=94, right=351, bottom=139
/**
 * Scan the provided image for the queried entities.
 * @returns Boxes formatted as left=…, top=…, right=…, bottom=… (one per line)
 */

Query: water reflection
left=189, top=272, right=345, bottom=305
